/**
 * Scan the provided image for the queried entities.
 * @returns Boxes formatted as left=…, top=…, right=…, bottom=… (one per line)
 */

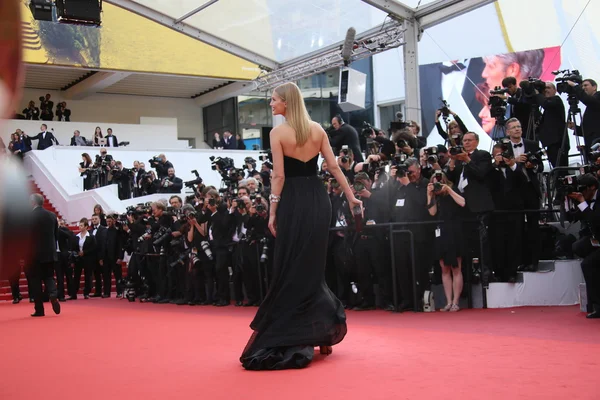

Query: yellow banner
left=20, top=0, right=260, bottom=80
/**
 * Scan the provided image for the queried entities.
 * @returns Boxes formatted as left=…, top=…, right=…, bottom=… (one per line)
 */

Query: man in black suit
left=446, top=132, right=494, bottom=283
left=489, top=144, right=527, bottom=282
left=505, top=118, right=544, bottom=271
left=105, top=128, right=119, bottom=147
left=29, top=124, right=59, bottom=150
left=90, top=214, right=108, bottom=297
left=330, top=115, right=364, bottom=162
left=222, top=131, right=237, bottom=150
left=569, top=79, right=600, bottom=153
left=569, top=174, right=600, bottom=318
left=536, top=82, right=567, bottom=167
left=56, top=218, right=76, bottom=301
left=206, top=191, right=234, bottom=306
left=419, top=58, right=486, bottom=138
left=158, top=167, right=183, bottom=194
left=29, top=194, right=61, bottom=317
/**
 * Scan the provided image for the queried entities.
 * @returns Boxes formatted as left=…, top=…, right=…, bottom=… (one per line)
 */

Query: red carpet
left=0, top=300, right=598, bottom=400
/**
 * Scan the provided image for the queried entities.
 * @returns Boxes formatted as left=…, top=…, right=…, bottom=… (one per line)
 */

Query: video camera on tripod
left=488, top=86, right=509, bottom=120
left=184, top=169, right=203, bottom=189
left=553, top=69, right=583, bottom=95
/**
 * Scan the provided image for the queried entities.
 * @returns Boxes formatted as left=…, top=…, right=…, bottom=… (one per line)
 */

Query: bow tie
left=513, top=143, right=523, bottom=148
left=440, top=63, right=466, bottom=74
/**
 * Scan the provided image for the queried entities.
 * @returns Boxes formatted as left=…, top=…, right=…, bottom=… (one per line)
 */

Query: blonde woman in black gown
left=240, top=82, right=362, bottom=370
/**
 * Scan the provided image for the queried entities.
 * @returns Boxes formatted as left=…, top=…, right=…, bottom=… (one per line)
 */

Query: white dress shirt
left=78, top=231, right=90, bottom=252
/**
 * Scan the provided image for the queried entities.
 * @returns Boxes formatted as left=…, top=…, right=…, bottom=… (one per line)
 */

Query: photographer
left=230, top=196, right=261, bottom=307
left=489, top=144, right=527, bottom=283
left=502, top=77, right=538, bottom=133
left=330, top=115, right=364, bottom=162
left=55, top=101, right=71, bottom=122
left=22, top=101, right=40, bottom=120
left=243, top=157, right=259, bottom=178
left=536, top=82, right=567, bottom=167
left=568, top=79, right=600, bottom=153
left=145, top=202, right=174, bottom=302
left=94, top=149, right=113, bottom=187
left=158, top=168, right=183, bottom=194
left=205, top=189, right=234, bottom=306
left=568, top=174, right=600, bottom=319
left=386, top=158, right=431, bottom=311
left=103, top=215, right=125, bottom=298
left=434, top=108, right=468, bottom=146
left=149, top=154, right=173, bottom=180
left=338, top=146, right=356, bottom=183
left=446, top=132, right=494, bottom=284
left=420, top=145, right=450, bottom=179
left=183, top=203, right=215, bottom=305
left=39, top=94, right=53, bottom=121
left=352, top=173, right=392, bottom=311
left=111, top=161, right=133, bottom=200
left=427, top=172, right=466, bottom=311
left=69, top=218, right=96, bottom=300
left=505, top=118, right=544, bottom=272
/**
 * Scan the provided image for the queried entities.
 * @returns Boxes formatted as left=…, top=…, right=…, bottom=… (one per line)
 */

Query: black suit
left=30, top=131, right=58, bottom=150
left=489, top=164, right=526, bottom=281
left=388, top=177, right=432, bottom=309
left=30, top=207, right=59, bottom=314
left=519, top=139, right=544, bottom=267
left=571, top=192, right=600, bottom=312
left=105, top=134, right=119, bottom=147
left=91, top=225, right=108, bottom=295
left=208, top=207, right=234, bottom=303
left=574, top=86, right=600, bottom=151
left=71, top=234, right=97, bottom=297
left=447, top=149, right=494, bottom=282
left=103, top=226, right=124, bottom=296
left=56, top=227, right=76, bottom=299
left=70, top=135, right=88, bottom=146
left=536, top=94, right=567, bottom=167
left=223, top=136, right=237, bottom=150
left=329, top=124, right=364, bottom=163
left=158, top=176, right=183, bottom=194
left=419, top=58, right=485, bottom=138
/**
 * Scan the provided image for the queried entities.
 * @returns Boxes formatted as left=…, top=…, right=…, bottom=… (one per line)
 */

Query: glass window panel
left=131, top=0, right=215, bottom=19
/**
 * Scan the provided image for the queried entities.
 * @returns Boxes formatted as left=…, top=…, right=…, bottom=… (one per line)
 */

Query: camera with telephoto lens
left=523, top=149, right=545, bottom=163
left=553, top=69, right=583, bottom=95
left=438, top=99, right=451, bottom=118
left=499, top=138, right=514, bottom=159
left=340, top=145, right=350, bottom=163
left=148, top=156, right=162, bottom=165
left=589, top=150, right=600, bottom=163
left=152, top=227, right=172, bottom=247
left=392, top=153, right=409, bottom=177
left=488, top=87, right=508, bottom=119
left=254, top=196, right=266, bottom=213
left=424, top=146, right=439, bottom=164
left=243, top=157, right=256, bottom=170
left=362, top=121, right=376, bottom=137
left=432, top=171, right=443, bottom=192
left=521, top=77, right=546, bottom=97
left=184, top=169, right=203, bottom=189
left=235, top=198, right=246, bottom=210
left=557, top=175, right=587, bottom=195
left=449, top=145, right=464, bottom=156
left=200, top=240, right=213, bottom=261
left=353, top=181, right=365, bottom=193
left=210, top=156, right=234, bottom=171
left=260, top=237, right=270, bottom=263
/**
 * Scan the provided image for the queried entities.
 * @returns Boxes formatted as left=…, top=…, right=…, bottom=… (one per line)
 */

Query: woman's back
left=277, top=121, right=322, bottom=162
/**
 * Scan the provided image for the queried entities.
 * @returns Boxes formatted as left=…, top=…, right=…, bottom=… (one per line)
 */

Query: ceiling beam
left=105, top=0, right=279, bottom=71
left=415, top=0, right=497, bottom=30
left=174, top=0, right=219, bottom=24
left=194, top=81, right=253, bottom=108
left=64, top=71, right=133, bottom=99
left=360, top=0, right=415, bottom=21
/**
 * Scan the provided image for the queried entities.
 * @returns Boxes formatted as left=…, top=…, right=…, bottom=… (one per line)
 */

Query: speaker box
left=29, top=0, right=53, bottom=22
left=56, top=0, right=101, bottom=26
left=338, top=67, right=366, bottom=112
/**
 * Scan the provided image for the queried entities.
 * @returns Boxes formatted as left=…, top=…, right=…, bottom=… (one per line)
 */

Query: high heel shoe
left=319, top=346, right=332, bottom=355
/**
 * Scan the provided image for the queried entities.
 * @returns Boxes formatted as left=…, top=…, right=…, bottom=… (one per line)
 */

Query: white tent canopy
left=104, top=0, right=496, bottom=120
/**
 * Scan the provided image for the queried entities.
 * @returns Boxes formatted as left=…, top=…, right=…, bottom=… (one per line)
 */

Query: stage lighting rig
left=254, top=18, right=405, bottom=92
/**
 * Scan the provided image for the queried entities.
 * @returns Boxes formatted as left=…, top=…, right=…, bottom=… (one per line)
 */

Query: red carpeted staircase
left=0, top=181, right=126, bottom=301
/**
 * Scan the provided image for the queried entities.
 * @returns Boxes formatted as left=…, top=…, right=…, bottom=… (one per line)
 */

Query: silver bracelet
left=269, top=194, right=281, bottom=203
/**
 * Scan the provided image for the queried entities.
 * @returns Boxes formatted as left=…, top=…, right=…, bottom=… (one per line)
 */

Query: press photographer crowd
left=4, top=72, right=600, bottom=319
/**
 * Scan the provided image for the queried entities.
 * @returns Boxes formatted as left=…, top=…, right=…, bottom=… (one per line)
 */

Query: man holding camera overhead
left=568, top=79, right=600, bottom=153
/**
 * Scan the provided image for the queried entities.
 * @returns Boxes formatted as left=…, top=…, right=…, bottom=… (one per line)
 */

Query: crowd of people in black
left=5, top=75, right=600, bottom=319
left=14, top=94, right=72, bottom=122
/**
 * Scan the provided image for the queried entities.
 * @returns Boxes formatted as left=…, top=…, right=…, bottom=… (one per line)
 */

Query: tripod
left=558, top=95, right=587, bottom=167
left=524, top=105, right=540, bottom=141
left=489, top=117, right=506, bottom=153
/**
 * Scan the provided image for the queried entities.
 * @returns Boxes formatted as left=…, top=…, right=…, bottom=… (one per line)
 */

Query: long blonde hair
left=274, top=82, right=312, bottom=146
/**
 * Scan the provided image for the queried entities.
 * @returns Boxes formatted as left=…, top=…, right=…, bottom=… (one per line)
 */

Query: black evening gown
left=240, top=155, right=347, bottom=370
left=434, top=195, right=465, bottom=267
